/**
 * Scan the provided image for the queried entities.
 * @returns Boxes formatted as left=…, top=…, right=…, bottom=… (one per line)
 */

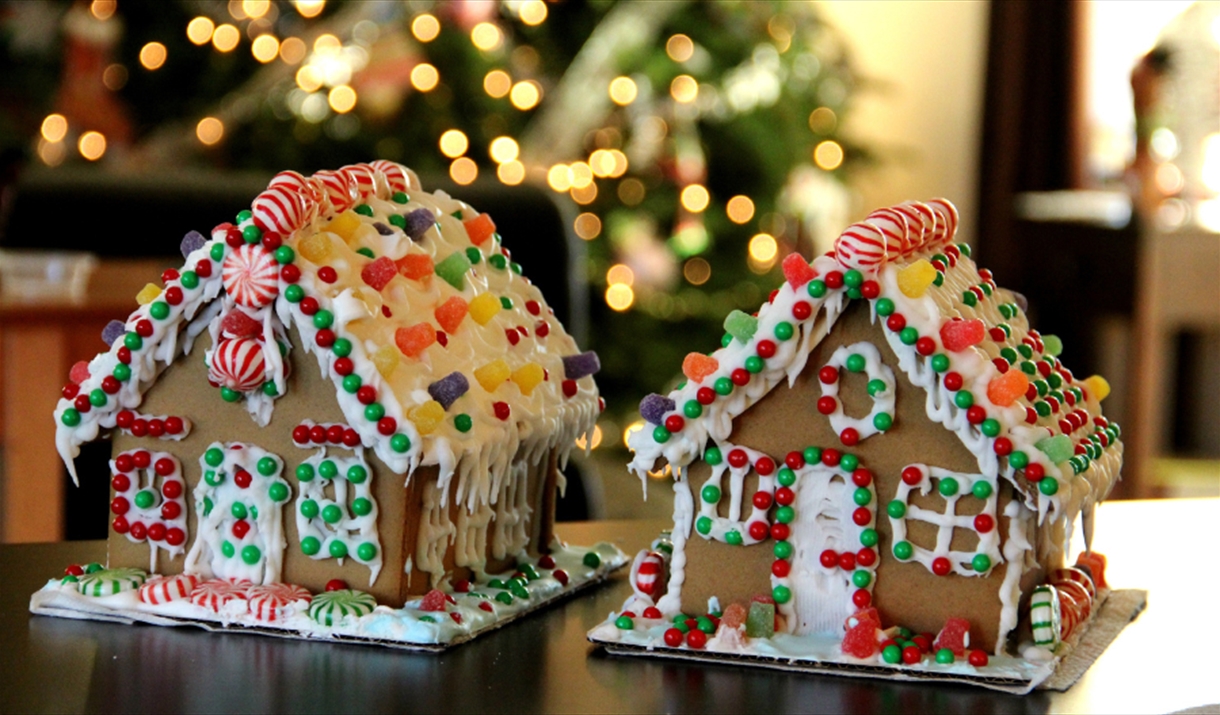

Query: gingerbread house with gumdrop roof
left=51, top=161, right=605, bottom=616
left=625, top=199, right=1122, bottom=655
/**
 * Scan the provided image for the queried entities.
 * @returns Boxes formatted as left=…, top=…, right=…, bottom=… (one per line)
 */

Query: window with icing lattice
left=885, top=464, right=1002, bottom=577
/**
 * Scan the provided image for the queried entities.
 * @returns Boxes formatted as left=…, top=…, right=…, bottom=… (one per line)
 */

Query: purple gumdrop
left=1012, top=291, right=1029, bottom=313
left=373, top=222, right=394, bottom=236
left=403, top=209, right=434, bottom=241
left=562, top=351, right=601, bottom=380
left=427, top=371, right=470, bottom=411
left=102, top=320, right=126, bottom=346
left=180, top=230, right=206, bottom=258
left=639, top=393, right=675, bottom=425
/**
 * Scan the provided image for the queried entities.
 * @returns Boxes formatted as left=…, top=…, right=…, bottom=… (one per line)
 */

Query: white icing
left=110, top=450, right=188, bottom=572
left=818, top=341, right=896, bottom=442
left=888, top=464, right=1002, bottom=577
left=294, top=445, right=383, bottom=586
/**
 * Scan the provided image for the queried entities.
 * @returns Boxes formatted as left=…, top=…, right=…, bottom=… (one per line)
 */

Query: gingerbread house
left=593, top=199, right=1122, bottom=688
left=36, top=161, right=625, bottom=647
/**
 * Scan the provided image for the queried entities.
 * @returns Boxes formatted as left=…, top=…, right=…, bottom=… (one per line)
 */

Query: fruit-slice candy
left=511, top=363, right=544, bottom=396
left=395, top=254, right=434, bottom=282
left=372, top=345, right=399, bottom=378
left=932, top=617, right=971, bottom=656
left=434, top=296, right=468, bottom=333
left=841, top=621, right=880, bottom=658
left=435, top=252, right=471, bottom=290
left=328, top=212, right=362, bottom=244
left=1083, top=375, right=1110, bottom=401
left=987, top=369, right=1029, bottom=407
left=1042, top=334, right=1063, bottom=357
left=136, top=283, right=161, bottom=305
left=409, top=400, right=445, bottom=435
left=474, top=359, right=510, bottom=392
left=723, top=310, right=758, bottom=344
left=745, top=601, right=775, bottom=638
left=298, top=232, right=334, bottom=263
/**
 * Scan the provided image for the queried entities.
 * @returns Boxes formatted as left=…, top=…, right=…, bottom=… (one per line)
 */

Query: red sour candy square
left=932, top=617, right=972, bottom=656
left=361, top=256, right=397, bottom=291
left=940, top=318, right=986, bottom=352
left=782, top=253, right=816, bottom=288
left=841, top=621, right=880, bottom=659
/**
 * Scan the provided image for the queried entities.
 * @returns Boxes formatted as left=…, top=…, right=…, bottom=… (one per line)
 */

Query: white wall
left=816, top=1, right=989, bottom=246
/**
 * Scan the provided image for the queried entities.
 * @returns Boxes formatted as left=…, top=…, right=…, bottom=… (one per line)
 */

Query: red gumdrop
left=395, top=254, right=434, bottom=281
left=782, top=253, right=816, bottom=287
left=643, top=606, right=662, bottom=619
left=434, top=296, right=468, bottom=334
left=69, top=361, right=91, bottom=384
left=932, top=617, right=972, bottom=656
left=841, top=621, right=880, bottom=658
left=222, top=310, right=263, bottom=338
left=847, top=607, right=881, bottom=628
left=463, top=213, right=496, bottom=246
left=939, top=318, right=986, bottom=352
left=361, top=256, right=397, bottom=291
left=420, top=589, right=448, bottom=612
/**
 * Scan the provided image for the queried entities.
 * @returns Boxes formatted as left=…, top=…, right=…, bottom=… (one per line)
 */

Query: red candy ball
left=772, top=559, right=791, bottom=577
left=820, top=549, right=838, bottom=569
left=147, top=523, right=166, bottom=542
left=973, top=514, right=994, bottom=533
left=752, top=492, right=773, bottom=510
left=901, top=466, right=923, bottom=486
left=129, top=522, right=147, bottom=540
left=756, top=339, right=776, bottom=359
left=731, top=368, right=750, bottom=386
left=861, top=280, right=880, bottom=299
left=840, top=427, right=859, bottom=446
left=115, top=454, right=134, bottom=473
left=326, top=425, right=345, bottom=443
left=943, top=372, right=963, bottom=391
left=1025, top=463, right=1045, bottom=481
left=852, top=589, right=872, bottom=608
left=825, top=271, right=844, bottom=289
left=856, top=547, right=877, bottom=567
left=664, top=415, right=685, bottom=433
left=749, top=521, right=769, bottom=541
left=838, top=552, right=856, bottom=570
left=664, top=628, right=684, bottom=647
left=161, top=502, right=181, bottom=520
left=915, top=336, right=936, bottom=356
left=343, top=429, right=361, bottom=447
left=133, top=451, right=151, bottom=469
left=686, top=629, right=707, bottom=649
left=852, top=468, right=873, bottom=487
left=968, top=650, right=989, bottom=667
left=932, top=557, right=952, bottom=576
left=886, top=313, right=906, bottom=332
left=234, top=469, right=252, bottom=489
left=775, top=487, right=794, bottom=506
left=755, top=457, right=775, bottom=476
left=966, top=406, right=986, bottom=424
left=792, top=301, right=812, bottom=320
left=111, top=474, right=130, bottom=492
left=378, top=417, right=398, bottom=435
left=356, top=385, right=377, bottom=405
left=317, top=266, right=337, bottom=283
left=293, top=425, right=310, bottom=443
left=727, top=449, right=749, bottom=469
left=697, top=387, right=716, bottom=405
left=817, top=396, right=837, bottom=415
left=822, top=448, right=841, bottom=466
left=770, top=523, right=789, bottom=541
left=785, top=451, right=805, bottom=469
left=154, top=458, right=175, bottom=476
left=902, top=645, right=923, bottom=664
left=333, top=357, right=354, bottom=376
left=165, top=528, right=186, bottom=546
left=819, top=366, right=839, bottom=384
left=325, top=579, right=348, bottom=592
left=852, top=507, right=871, bottom=526
left=112, top=516, right=130, bottom=534
left=111, top=496, right=129, bottom=515
left=232, top=520, right=250, bottom=539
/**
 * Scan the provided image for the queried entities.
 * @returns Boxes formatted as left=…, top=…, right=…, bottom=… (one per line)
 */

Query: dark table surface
left=3, top=503, right=1218, bottom=714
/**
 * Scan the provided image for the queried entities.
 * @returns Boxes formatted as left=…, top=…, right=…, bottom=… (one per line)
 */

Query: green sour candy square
left=1035, top=434, right=1074, bottom=464
left=745, top=601, right=775, bottom=638
left=724, top=310, right=758, bottom=344
left=435, top=252, right=472, bottom=290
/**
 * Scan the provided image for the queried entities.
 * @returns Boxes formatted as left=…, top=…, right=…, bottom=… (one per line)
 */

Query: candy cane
left=247, top=583, right=312, bottom=622
left=139, top=573, right=200, bottom=605
left=190, top=578, right=251, bottom=612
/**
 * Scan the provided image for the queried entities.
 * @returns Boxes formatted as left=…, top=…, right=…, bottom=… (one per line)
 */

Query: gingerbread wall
left=677, top=301, right=1036, bottom=652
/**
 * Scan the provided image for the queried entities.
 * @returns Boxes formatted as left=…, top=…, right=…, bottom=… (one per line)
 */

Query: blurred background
left=0, top=0, right=1216, bottom=543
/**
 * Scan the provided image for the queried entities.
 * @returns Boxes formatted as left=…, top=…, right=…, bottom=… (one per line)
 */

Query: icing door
left=788, top=472, right=854, bottom=635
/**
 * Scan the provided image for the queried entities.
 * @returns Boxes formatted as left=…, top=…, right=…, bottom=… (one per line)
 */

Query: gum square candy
left=932, top=617, right=971, bottom=655
left=102, top=320, right=126, bottom=345
left=745, top=601, right=775, bottom=638
left=395, top=323, right=436, bottom=358
left=1042, top=334, right=1063, bottom=357
left=511, top=363, right=544, bottom=396
left=434, top=297, right=468, bottom=333
left=136, top=283, right=161, bottom=306
left=841, top=621, right=880, bottom=658
left=723, top=310, right=758, bottom=344
left=682, top=353, right=719, bottom=383
left=561, top=351, right=600, bottom=379
left=782, top=253, right=816, bottom=288
left=463, top=214, right=496, bottom=246
left=298, top=232, right=334, bottom=263
left=1083, top=375, right=1110, bottom=401
left=328, top=212, right=362, bottom=244
left=395, top=254, right=434, bottom=282
left=180, top=230, right=206, bottom=258
left=468, top=293, right=502, bottom=325
left=221, top=310, right=262, bottom=338
left=427, top=372, right=469, bottom=410
left=897, top=259, right=937, bottom=298
left=409, top=400, right=445, bottom=435
left=1035, top=434, right=1074, bottom=464
left=361, top=256, right=397, bottom=291
left=403, top=208, right=434, bottom=241
left=473, top=359, right=510, bottom=392
left=372, top=345, right=399, bottom=378
left=639, top=394, right=676, bottom=425
left=69, top=361, right=91, bottom=384
left=987, top=369, right=1029, bottom=407
left=373, top=222, right=394, bottom=236
left=939, top=318, right=985, bottom=352
left=435, top=252, right=472, bottom=290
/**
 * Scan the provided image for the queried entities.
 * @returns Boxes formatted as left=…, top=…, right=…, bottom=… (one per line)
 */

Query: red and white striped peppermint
left=253, top=185, right=306, bottom=236
left=633, top=551, right=667, bottom=598
left=927, top=199, right=958, bottom=248
left=222, top=244, right=279, bottom=308
left=313, top=170, right=356, bottom=214
left=834, top=220, right=888, bottom=272
left=865, top=207, right=910, bottom=258
left=247, top=583, right=312, bottom=622
left=370, top=160, right=410, bottom=194
left=139, top=573, right=200, bottom=605
left=1050, top=566, right=1096, bottom=601
left=340, top=163, right=377, bottom=201
left=894, top=201, right=934, bottom=255
left=209, top=337, right=268, bottom=392
left=190, top=578, right=251, bottom=612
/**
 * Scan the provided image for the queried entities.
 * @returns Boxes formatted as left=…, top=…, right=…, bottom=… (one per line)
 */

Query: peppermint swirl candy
left=247, top=583, right=312, bottom=622
left=308, top=589, right=375, bottom=627
left=834, top=198, right=960, bottom=273
left=340, top=163, right=378, bottom=202
left=190, top=578, right=251, bottom=612
left=77, top=567, right=147, bottom=597
left=253, top=185, right=307, bottom=237
left=222, top=244, right=279, bottom=308
left=209, top=337, right=268, bottom=392
left=313, top=170, right=357, bottom=214
left=369, top=160, right=411, bottom=194
left=138, top=573, right=200, bottom=605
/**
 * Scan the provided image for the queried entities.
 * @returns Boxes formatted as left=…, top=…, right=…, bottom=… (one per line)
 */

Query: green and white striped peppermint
left=77, top=567, right=147, bottom=597
left=308, top=589, right=375, bottom=627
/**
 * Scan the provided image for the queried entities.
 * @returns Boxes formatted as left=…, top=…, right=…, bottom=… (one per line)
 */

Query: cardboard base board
left=31, top=542, right=627, bottom=652
left=589, top=588, right=1147, bottom=695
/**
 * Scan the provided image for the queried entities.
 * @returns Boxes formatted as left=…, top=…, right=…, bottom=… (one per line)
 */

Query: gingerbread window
left=885, top=463, right=1002, bottom=577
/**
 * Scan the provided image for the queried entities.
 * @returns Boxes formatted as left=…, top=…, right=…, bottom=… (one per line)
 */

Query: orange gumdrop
left=463, top=213, right=496, bottom=246
left=986, top=369, right=1029, bottom=407
left=434, top=296, right=468, bottom=334
left=396, top=254, right=434, bottom=282
left=720, top=603, right=748, bottom=630
left=682, top=353, right=720, bottom=383
left=395, top=322, right=436, bottom=358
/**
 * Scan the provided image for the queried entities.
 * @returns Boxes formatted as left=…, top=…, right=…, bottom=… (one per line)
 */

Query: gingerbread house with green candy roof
left=34, top=161, right=626, bottom=648
left=590, top=199, right=1121, bottom=690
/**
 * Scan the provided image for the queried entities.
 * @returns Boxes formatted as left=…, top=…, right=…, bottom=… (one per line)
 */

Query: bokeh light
left=439, top=129, right=468, bottom=158
left=196, top=117, right=225, bottom=145
left=489, top=136, right=519, bottom=163
left=293, top=0, right=325, bottom=19
left=680, top=184, right=710, bottom=213
left=726, top=195, right=755, bottom=224
left=484, top=70, right=512, bottom=98
left=814, top=140, right=844, bottom=170
left=139, top=42, right=167, bottom=70
left=683, top=257, right=711, bottom=285
left=605, top=284, right=635, bottom=312
left=251, top=34, right=280, bottom=63
left=520, top=1, right=548, bottom=26
left=327, top=85, right=357, bottom=113
left=90, top=0, right=116, bottom=21
left=187, top=17, right=215, bottom=45
left=78, top=131, right=107, bottom=161
left=510, top=81, right=541, bottom=110
left=670, top=75, right=698, bottom=103
left=574, top=213, right=602, bottom=240
left=808, top=107, right=836, bottom=134
left=412, top=14, right=440, bottom=42
left=40, top=114, right=67, bottom=143
left=410, top=63, right=439, bottom=92
left=497, top=160, right=525, bottom=185
left=279, top=37, right=306, bottom=64
left=212, top=24, right=241, bottom=52
left=450, top=157, right=478, bottom=185
left=606, top=264, right=634, bottom=287
left=608, top=76, right=638, bottom=106
left=471, top=22, right=502, bottom=51
left=666, top=34, right=693, bottom=62
left=748, top=233, right=778, bottom=262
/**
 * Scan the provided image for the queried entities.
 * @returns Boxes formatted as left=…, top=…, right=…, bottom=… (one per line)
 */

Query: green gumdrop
left=1035, top=434, right=1075, bottom=464
left=745, top=601, right=776, bottom=638
left=1042, top=334, right=1063, bottom=357
left=723, top=310, right=758, bottom=344
left=434, top=252, right=472, bottom=289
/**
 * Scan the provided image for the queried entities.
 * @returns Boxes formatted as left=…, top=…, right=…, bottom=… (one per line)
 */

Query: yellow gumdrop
left=474, top=359, right=510, bottom=392
left=897, top=259, right=938, bottom=298
left=298, top=232, right=334, bottom=264
left=1083, top=375, right=1111, bottom=402
left=468, top=293, right=502, bottom=326
left=511, top=363, right=544, bottom=396
left=135, top=283, right=161, bottom=305
left=328, top=211, right=363, bottom=245
left=372, top=345, right=400, bottom=379
left=409, top=400, right=446, bottom=435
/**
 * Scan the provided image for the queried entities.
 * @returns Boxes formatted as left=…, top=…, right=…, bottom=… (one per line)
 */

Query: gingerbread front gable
left=52, top=161, right=602, bottom=595
left=627, top=199, right=1122, bottom=649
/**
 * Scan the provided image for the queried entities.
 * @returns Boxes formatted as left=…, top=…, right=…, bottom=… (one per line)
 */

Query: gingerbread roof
left=55, top=162, right=601, bottom=509
left=628, top=199, right=1121, bottom=520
